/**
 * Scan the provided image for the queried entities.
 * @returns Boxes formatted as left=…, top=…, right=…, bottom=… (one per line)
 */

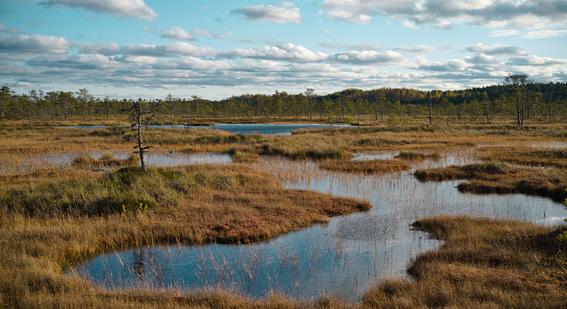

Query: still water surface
left=62, top=123, right=349, bottom=135
left=72, top=152, right=567, bottom=302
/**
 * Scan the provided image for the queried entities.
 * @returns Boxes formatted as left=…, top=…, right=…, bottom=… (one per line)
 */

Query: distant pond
left=60, top=123, right=351, bottom=135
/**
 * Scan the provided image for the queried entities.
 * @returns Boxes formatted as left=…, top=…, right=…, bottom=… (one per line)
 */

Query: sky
left=1, top=0, right=566, bottom=99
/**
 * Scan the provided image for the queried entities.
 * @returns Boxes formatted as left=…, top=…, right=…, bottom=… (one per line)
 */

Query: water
left=72, top=153, right=567, bottom=302
left=61, top=123, right=350, bottom=135
left=40, top=152, right=232, bottom=168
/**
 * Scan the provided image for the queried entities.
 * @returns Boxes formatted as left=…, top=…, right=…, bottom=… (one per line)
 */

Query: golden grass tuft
left=319, top=159, right=410, bottom=174
left=363, top=216, right=567, bottom=308
left=414, top=162, right=567, bottom=202
left=0, top=164, right=371, bottom=308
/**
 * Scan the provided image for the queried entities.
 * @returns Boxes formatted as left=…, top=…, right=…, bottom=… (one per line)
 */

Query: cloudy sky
left=1, top=0, right=566, bottom=99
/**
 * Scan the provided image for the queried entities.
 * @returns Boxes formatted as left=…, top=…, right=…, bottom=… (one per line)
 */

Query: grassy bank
left=364, top=216, right=567, bottom=308
left=478, top=147, right=567, bottom=169
left=319, top=151, right=440, bottom=175
left=0, top=165, right=370, bottom=308
left=414, top=162, right=567, bottom=202
left=1, top=120, right=567, bottom=308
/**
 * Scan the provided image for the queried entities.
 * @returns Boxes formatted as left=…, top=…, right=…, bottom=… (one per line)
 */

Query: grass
left=1, top=118, right=567, bottom=308
left=318, top=151, right=439, bottom=175
left=414, top=162, right=567, bottom=202
left=258, top=134, right=351, bottom=160
left=0, top=164, right=371, bottom=308
left=229, top=149, right=260, bottom=163
left=319, top=159, right=411, bottom=174
left=72, top=153, right=138, bottom=169
left=363, top=216, right=567, bottom=308
left=394, top=151, right=440, bottom=161
left=479, top=147, right=567, bottom=169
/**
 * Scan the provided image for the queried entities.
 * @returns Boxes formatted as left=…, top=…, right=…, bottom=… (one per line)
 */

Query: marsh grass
left=318, top=150, right=440, bottom=175
left=229, top=149, right=260, bottom=163
left=479, top=147, right=567, bottom=169
left=319, top=159, right=411, bottom=174
left=258, top=136, right=351, bottom=160
left=394, top=151, right=440, bottom=161
left=1, top=119, right=567, bottom=308
left=363, top=216, right=567, bottom=308
left=0, top=164, right=372, bottom=308
left=414, top=162, right=567, bottom=202
left=72, top=153, right=138, bottom=169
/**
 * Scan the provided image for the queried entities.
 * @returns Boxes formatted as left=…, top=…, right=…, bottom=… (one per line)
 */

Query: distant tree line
left=1, top=80, right=566, bottom=125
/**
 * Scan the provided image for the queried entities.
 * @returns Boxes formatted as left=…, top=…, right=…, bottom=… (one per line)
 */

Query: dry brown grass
left=394, top=151, right=440, bottom=161
left=319, top=159, right=411, bottom=174
left=0, top=164, right=370, bottom=308
left=2, top=119, right=567, bottom=308
left=318, top=151, right=440, bottom=175
left=72, top=153, right=138, bottom=168
left=363, top=216, right=567, bottom=308
left=414, top=162, right=567, bottom=202
left=478, top=146, right=567, bottom=169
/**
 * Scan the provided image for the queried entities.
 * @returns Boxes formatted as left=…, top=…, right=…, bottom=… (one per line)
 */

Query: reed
left=319, top=159, right=410, bottom=174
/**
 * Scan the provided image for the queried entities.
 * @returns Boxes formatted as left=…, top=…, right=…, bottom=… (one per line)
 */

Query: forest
left=1, top=81, right=566, bottom=124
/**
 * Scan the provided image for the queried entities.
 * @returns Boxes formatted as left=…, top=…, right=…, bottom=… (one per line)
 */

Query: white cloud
left=41, top=0, right=157, bottom=21
left=0, top=34, right=69, bottom=53
left=166, top=42, right=214, bottom=57
left=466, top=43, right=525, bottom=55
left=161, top=27, right=193, bottom=41
left=79, top=43, right=119, bottom=55
left=466, top=53, right=497, bottom=64
left=2, top=31, right=566, bottom=99
left=331, top=50, right=405, bottom=64
left=123, top=55, right=159, bottom=65
left=119, top=42, right=214, bottom=57
left=160, top=27, right=232, bottom=42
left=226, top=43, right=327, bottom=62
left=522, top=29, right=567, bottom=39
left=507, top=55, right=566, bottom=66
left=231, top=1, right=301, bottom=23
left=418, top=59, right=471, bottom=72
left=28, top=53, right=116, bottom=69
left=321, top=0, right=567, bottom=36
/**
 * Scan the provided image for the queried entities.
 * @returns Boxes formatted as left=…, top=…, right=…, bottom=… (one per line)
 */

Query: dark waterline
left=59, top=123, right=351, bottom=135
left=71, top=153, right=567, bottom=302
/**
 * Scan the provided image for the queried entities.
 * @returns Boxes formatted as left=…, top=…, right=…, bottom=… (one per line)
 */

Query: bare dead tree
left=129, top=99, right=158, bottom=171
left=504, top=74, right=528, bottom=127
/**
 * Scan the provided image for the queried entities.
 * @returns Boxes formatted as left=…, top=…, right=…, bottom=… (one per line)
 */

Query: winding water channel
left=71, top=151, right=567, bottom=302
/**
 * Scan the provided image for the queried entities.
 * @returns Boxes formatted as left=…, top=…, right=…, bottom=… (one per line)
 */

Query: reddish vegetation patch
left=414, top=162, right=567, bottom=202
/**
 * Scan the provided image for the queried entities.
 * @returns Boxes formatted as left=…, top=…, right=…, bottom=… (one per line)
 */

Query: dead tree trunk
left=130, top=100, right=155, bottom=172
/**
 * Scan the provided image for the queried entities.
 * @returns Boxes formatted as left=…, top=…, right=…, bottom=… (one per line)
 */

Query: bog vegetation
left=0, top=83, right=566, bottom=308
